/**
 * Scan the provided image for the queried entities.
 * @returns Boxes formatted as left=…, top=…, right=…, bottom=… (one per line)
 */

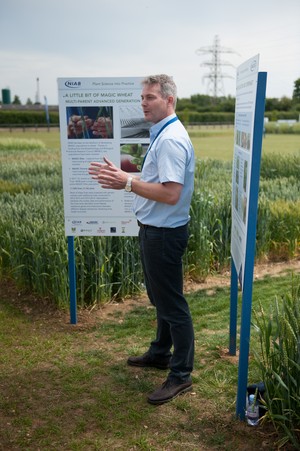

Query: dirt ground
left=88, top=259, right=300, bottom=324
left=1, top=260, right=299, bottom=450
left=1, top=260, right=299, bottom=330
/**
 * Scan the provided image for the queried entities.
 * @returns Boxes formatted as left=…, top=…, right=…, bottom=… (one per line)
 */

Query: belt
left=137, top=221, right=169, bottom=230
left=137, top=220, right=187, bottom=230
left=137, top=220, right=149, bottom=228
left=137, top=220, right=159, bottom=229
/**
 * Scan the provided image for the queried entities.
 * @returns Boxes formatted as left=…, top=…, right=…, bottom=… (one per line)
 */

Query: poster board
left=57, top=77, right=150, bottom=237
left=230, top=55, right=260, bottom=289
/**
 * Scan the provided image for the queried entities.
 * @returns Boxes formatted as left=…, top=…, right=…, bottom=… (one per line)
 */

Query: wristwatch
left=125, top=176, right=133, bottom=192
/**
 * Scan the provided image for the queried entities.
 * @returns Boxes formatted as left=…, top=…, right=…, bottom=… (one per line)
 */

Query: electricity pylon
left=196, top=35, right=239, bottom=98
left=35, top=77, right=41, bottom=105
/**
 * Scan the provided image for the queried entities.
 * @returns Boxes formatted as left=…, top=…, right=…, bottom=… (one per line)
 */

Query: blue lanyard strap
left=141, top=116, right=178, bottom=170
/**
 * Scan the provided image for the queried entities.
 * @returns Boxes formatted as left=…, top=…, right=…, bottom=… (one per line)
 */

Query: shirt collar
left=149, top=113, right=177, bottom=141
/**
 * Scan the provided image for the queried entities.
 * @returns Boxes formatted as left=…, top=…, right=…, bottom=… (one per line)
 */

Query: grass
left=0, top=269, right=299, bottom=450
left=1, top=125, right=300, bottom=161
left=0, top=128, right=61, bottom=151
left=188, top=127, right=300, bottom=161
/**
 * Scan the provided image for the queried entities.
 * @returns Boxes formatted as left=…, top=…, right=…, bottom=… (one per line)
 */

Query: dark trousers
left=138, top=223, right=194, bottom=382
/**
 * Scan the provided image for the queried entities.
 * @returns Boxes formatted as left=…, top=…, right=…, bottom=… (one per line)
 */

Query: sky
left=1, top=0, right=300, bottom=105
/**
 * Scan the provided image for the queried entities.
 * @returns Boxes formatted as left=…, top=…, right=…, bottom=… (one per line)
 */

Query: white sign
left=231, top=55, right=260, bottom=288
left=57, top=77, right=150, bottom=236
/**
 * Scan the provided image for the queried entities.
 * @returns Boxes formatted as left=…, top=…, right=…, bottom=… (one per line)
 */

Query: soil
left=0, top=260, right=299, bottom=331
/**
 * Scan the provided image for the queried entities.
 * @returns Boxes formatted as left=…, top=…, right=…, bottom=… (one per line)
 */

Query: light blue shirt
left=133, top=114, right=195, bottom=228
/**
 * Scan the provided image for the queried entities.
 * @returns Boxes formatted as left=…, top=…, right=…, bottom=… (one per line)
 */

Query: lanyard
left=141, top=116, right=178, bottom=170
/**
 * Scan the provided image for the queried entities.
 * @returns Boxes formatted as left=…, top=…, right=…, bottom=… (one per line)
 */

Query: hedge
left=0, top=109, right=299, bottom=126
left=0, top=110, right=59, bottom=125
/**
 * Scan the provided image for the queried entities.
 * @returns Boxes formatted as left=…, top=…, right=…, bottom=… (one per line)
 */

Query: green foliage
left=0, top=179, right=32, bottom=195
left=0, top=192, right=68, bottom=305
left=0, top=110, right=59, bottom=125
left=0, top=135, right=300, bottom=307
left=264, top=111, right=300, bottom=122
left=0, top=138, right=46, bottom=151
left=0, top=190, right=143, bottom=307
left=265, top=97, right=293, bottom=112
left=264, top=122, right=300, bottom=134
left=12, top=95, right=21, bottom=105
left=177, top=94, right=236, bottom=113
left=256, top=154, right=300, bottom=260
left=178, top=111, right=234, bottom=124
left=1, top=88, right=300, bottom=128
left=268, top=201, right=300, bottom=259
left=260, top=153, right=300, bottom=179
left=187, top=159, right=232, bottom=279
left=176, top=94, right=299, bottom=125
left=253, top=280, right=300, bottom=449
left=293, top=78, right=300, bottom=102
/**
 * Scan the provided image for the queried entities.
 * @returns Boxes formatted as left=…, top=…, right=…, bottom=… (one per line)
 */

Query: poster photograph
left=57, top=77, right=151, bottom=236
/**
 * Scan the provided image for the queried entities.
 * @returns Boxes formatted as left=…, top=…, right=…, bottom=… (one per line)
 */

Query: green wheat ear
left=253, top=279, right=300, bottom=448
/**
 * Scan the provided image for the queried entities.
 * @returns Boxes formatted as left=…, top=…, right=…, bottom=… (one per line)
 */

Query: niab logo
left=64, top=81, right=81, bottom=88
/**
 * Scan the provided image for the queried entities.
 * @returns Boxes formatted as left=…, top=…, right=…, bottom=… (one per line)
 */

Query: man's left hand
left=88, top=157, right=128, bottom=190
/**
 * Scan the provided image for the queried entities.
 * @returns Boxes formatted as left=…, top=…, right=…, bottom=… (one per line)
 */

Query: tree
left=12, top=95, right=21, bottom=105
left=292, top=78, right=300, bottom=111
left=278, top=96, right=292, bottom=111
left=26, top=98, right=33, bottom=105
left=265, top=97, right=293, bottom=112
left=292, top=78, right=300, bottom=101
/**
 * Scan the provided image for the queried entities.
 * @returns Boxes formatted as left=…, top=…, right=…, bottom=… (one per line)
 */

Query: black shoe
left=127, top=352, right=170, bottom=370
left=147, top=378, right=192, bottom=405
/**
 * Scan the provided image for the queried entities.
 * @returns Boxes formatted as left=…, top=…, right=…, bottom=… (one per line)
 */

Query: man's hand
left=91, top=117, right=113, bottom=138
left=88, top=157, right=128, bottom=190
left=89, top=158, right=182, bottom=205
left=68, top=115, right=93, bottom=138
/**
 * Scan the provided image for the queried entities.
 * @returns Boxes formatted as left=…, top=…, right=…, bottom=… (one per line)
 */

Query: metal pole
left=229, top=257, right=238, bottom=355
left=67, top=236, right=77, bottom=324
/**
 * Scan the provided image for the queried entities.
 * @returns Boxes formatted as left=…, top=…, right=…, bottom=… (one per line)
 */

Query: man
left=89, top=74, right=195, bottom=405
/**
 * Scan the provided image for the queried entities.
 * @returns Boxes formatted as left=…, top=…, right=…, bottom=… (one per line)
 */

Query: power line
left=196, top=35, right=239, bottom=98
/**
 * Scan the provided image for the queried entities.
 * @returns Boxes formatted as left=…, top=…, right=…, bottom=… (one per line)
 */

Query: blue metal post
left=229, top=257, right=238, bottom=355
left=67, top=236, right=77, bottom=324
left=235, top=72, right=267, bottom=419
left=236, top=265, right=254, bottom=419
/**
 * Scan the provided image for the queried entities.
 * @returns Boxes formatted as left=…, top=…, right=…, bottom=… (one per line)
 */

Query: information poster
left=231, top=55, right=260, bottom=288
left=57, top=77, right=150, bottom=236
